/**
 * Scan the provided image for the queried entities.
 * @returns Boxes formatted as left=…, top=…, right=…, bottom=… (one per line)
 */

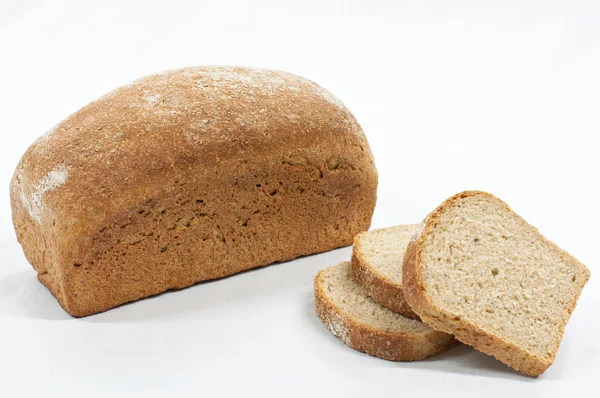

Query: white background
left=1, top=1, right=598, bottom=396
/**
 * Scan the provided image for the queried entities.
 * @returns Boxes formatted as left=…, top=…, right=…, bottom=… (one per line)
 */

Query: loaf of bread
left=402, top=191, right=590, bottom=376
left=351, top=224, right=420, bottom=319
left=315, top=262, right=458, bottom=361
left=11, top=66, right=378, bottom=317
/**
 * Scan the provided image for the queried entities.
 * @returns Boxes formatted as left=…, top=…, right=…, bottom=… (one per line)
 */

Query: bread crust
left=315, top=264, right=458, bottom=361
left=351, top=232, right=420, bottom=319
left=10, top=67, right=378, bottom=317
left=402, top=190, right=591, bottom=376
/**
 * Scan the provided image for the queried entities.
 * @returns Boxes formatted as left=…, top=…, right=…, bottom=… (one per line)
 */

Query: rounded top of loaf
left=11, top=66, right=376, bottom=236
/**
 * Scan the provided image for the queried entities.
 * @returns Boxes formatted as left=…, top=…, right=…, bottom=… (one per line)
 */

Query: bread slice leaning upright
left=314, top=261, right=458, bottom=361
left=402, top=191, right=591, bottom=376
left=351, top=225, right=420, bottom=319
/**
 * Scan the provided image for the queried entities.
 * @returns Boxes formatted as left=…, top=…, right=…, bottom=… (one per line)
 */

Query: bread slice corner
left=314, top=261, right=458, bottom=361
left=402, top=190, right=590, bottom=376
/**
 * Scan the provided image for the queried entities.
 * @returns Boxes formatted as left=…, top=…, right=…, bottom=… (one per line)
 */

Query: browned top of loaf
left=11, top=66, right=375, bottom=243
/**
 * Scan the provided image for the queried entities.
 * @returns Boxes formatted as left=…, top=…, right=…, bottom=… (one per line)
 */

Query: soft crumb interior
left=421, top=194, right=589, bottom=359
left=357, top=225, right=419, bottom=284
left=319, top=262, right=432, bottom=333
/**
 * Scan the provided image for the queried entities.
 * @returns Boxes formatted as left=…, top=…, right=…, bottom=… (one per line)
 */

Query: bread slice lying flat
left=351, top=225, right=420, bottom=319
left=314, top=261, right=458, bottom=361
left=402, top=191, right=591, bottom=376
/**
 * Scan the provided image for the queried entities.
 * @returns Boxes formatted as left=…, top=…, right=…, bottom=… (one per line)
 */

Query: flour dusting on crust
left=312, top=85, right=348, bottom=111
left=17, top=165, right=70, bottom=223
left=32, top=123, right=61, bottom=153
left=411, top=220, right=426, bottom=242
left=326, top=312, right=351, bottom=345
left=143, top=93, right=161, bottom=105
left=193, top=67, right=304, bottom=95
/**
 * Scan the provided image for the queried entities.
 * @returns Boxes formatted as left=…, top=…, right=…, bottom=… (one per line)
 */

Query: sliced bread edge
left=315, top=261, right=458, bottom=362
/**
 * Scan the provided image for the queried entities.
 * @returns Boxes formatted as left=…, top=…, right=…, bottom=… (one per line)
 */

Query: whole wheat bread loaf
left=11, top=66, right=378, bottom=317
left=402, top=191, right=590, bottom=376
left=351, top=224, right=420, bottom=319
left=314, top=261, right=458, bottom=361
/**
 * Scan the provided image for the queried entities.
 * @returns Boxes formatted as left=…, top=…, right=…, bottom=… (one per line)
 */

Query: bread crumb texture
left=355, top=225, right=418, bottom=285
left=351, top=224, right=421, bottom=318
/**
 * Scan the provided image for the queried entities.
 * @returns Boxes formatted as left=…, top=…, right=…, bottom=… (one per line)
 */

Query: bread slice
left=351, top=225, right=420, bottom=319
left=402, top=191, right=591, bottom=376
left=314, top=261, right=458, bottom=361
